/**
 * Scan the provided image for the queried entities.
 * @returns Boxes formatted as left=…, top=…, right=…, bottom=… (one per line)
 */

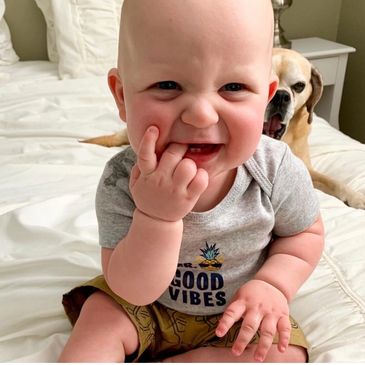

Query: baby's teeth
left=189, top=147, right=202, bottom=153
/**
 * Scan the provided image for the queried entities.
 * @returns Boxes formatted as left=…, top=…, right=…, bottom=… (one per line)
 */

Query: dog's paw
left=343, top=189, right=365, bottom=209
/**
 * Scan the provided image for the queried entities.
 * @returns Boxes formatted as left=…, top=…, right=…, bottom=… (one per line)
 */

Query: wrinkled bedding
left=0, top=61, right=364, bottom=362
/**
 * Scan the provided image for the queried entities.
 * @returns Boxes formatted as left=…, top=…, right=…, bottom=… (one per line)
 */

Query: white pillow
left=0, top=0, right=19, bottom=65
left=35, top=0, right=123, bottom=79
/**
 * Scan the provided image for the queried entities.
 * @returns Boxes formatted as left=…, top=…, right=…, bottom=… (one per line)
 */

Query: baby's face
left=114, top=0, right=277, bottom=179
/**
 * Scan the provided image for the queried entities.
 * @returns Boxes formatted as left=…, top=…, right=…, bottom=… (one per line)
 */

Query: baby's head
left=109, top=0, right=278, bottom=177
left=118, top=0, right=274, bottom=72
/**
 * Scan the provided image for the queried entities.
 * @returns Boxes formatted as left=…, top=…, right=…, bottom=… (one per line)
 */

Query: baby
left=60, top=0, right=324, bottom=362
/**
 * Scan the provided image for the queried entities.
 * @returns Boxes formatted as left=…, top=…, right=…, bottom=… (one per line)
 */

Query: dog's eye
left=292, top=82, right=306, bottom=93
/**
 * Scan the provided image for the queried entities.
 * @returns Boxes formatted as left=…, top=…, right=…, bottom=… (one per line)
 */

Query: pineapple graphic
left=196, top=242, right=223, bottom=271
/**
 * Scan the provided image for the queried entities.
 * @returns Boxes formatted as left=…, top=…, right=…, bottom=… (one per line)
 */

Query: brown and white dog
left=264, top=48, right=365, bottom=209
left=82, top=48, right=365, bottom=209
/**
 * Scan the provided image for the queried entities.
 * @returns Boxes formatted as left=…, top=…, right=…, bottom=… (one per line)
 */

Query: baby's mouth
left=187, top=144, right=220, bottom=154
left=184, top=143, right=221, bottom=162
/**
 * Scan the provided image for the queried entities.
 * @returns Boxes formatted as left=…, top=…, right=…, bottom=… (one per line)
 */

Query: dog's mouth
left=263, top=113, right=286, bottom=140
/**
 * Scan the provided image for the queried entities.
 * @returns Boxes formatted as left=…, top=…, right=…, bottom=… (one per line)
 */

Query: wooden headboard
left=4, top=0, right=48, bottom=61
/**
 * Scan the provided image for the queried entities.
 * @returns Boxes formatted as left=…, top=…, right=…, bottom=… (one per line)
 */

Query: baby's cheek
left=127, top=116, right=170, bottom=157
left=232, top=111, right=264, bottom=160
left=124, top=122, right=142, bottom=153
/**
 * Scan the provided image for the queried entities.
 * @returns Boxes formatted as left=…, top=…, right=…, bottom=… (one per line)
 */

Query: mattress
left=0, top=61, right=365, bottom=362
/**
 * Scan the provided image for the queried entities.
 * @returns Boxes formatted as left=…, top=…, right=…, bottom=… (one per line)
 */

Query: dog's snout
left=272, top=90, right=291, bottom=107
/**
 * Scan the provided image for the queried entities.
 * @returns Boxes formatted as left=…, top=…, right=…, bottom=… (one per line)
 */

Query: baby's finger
left=158, top=143, right=188, bottom=176
left=187, top=168, right=209, bottom=197
left=172, top=158, right=198, bottom=186
left=137, top=126, right=159, bottom=175
left=277, top=316, right=291, bottom=353
left=216, top=301, right=245, bottom=338
left=232, top=310, right=261, bottom=356
left=129, top=164, right=141, bottom=189
left=254, top=315, right=277, bottom=362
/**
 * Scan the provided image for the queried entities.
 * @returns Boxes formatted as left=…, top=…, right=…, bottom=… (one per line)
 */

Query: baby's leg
left=161, top=344, right=306, bottom=363
left=59, top=291, right=139, bottom=362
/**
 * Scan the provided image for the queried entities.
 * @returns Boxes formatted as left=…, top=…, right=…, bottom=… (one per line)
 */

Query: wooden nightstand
left=291, top=37, right=355, bottom=130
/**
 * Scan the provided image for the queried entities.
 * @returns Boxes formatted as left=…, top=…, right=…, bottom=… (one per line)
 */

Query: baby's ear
left=108, top=68, right=126, bottom=121
left=267, top=71, right=279, bottom=102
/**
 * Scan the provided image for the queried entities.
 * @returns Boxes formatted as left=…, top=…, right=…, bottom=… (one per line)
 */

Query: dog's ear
left=306, top=66, right=323, bottom=124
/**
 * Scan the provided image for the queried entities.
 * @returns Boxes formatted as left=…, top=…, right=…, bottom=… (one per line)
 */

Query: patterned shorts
left=62, top=275, right=308, bottom=362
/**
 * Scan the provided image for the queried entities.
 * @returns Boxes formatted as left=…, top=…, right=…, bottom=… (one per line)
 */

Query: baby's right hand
left=129, top=126, right=209, bottom=222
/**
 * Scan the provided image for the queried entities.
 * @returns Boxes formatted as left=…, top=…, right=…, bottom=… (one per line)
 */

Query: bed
left=1, top=1, right=365, bottom=362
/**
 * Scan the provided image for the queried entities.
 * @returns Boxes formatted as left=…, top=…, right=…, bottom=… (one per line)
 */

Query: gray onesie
left=95, top=135, right=319, bottom=315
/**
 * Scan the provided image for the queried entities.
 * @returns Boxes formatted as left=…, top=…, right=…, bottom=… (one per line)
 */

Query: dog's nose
left=272, top=90, right=291, bottom=107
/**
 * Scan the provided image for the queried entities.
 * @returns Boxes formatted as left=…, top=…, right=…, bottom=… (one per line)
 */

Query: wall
left=282, top=0, right=342, bottom=42
left=337, top=0, right=365, bottom=143
left=4, top=0, right=47, bottom=61
left=282, top=0, right=364, bottom=143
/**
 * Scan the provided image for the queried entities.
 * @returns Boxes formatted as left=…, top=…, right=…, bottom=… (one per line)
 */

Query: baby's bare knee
left=261, top=344, right=307, bottom=363
left=161, top=344, right=306, bottom=363
left=285, top=345, right=307, bottom=362
left=231, top=344, right=307, bottom=363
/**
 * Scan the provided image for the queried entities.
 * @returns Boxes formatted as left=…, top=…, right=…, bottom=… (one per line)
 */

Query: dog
left=82, top=48, right=365, bottom=209
left=264, top=48, right=365, bottom=209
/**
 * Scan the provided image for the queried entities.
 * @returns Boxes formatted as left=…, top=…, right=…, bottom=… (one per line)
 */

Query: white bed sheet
left=1, top=61, right=365, bottom=362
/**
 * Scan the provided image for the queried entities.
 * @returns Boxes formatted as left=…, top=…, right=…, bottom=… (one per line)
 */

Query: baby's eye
left=221, top=83, right=245, bottom=92
left=155, top=81, right=180, bottom=90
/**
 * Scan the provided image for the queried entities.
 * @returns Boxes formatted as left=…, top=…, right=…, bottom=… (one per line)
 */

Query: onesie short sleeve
left=271, top=145, right=319, bottom=236
left=95, top=147, right=137, bottom=248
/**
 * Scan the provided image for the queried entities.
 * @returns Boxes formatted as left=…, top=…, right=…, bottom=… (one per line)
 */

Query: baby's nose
left=181, top=96, right=219, bottom=128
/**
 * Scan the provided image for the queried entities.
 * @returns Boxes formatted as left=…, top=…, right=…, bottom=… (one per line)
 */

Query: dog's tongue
left=263, top=115, right=282, bottom=138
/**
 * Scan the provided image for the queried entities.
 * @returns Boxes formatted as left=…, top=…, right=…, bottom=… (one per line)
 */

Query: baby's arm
left=254, top=214, right=324, bottom=302
left=102, top=126, right=208, bottom=306
left=216, top=215, right=324, bottom=361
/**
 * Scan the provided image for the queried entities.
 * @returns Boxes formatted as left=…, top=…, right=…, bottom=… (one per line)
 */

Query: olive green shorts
left=63, top=275, right=308, bottom=362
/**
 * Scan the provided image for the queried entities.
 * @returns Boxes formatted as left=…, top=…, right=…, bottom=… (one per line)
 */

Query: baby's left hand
left=215, top=279, right=291, bottom=362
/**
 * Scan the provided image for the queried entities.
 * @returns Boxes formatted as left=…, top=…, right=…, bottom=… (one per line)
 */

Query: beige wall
left=4, top=0, right=47, bottom=61
left=283, top=0, right=342, bottom=42
left=4, top=0, right=365, bottom=142
left=337, top=0, right=365, bottom=143
left=282, top=0, right=364, bottom=143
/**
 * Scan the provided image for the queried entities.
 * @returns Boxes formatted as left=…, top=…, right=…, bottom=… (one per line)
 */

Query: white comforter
left=1, top=62, right=365, bottom=362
